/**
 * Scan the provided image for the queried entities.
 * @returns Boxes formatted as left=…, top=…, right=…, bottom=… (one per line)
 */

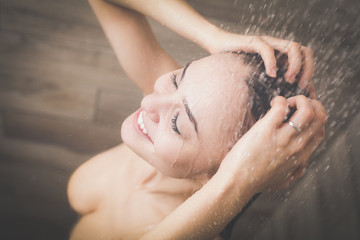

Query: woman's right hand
left=218, top=95, right=326, bottom=193
left=207, top=32, right=316, bottom=98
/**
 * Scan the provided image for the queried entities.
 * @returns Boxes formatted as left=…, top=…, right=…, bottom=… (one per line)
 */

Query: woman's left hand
left=208, top=32, right=314, bottom=93
left=217, top=95, right=326, bottom=193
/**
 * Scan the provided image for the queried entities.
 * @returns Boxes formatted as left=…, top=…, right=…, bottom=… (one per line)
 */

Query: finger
left=251, top=37, right=277, bottom=77
left=286, top=95, right=315, bottom=130
left=262, top=36, right=302, bottom=80
left=294, top=100, right=327, bottom=146
left=279, top=156, right=311, bottom=189
left=294, top=166, right=307, bottom=179
left=288, top=166, right=307, bottom=187
left=261, top=96, right=289, bottom=127
left=292, top=127, right=325, bottom=168
left=284, top=42, right=302, bottom=83
left=260, top=37, right=304, bottom=83
left=279, top=122, right=324, bottom=189
left=278, top=166, right=305, bottom=189
left=287, top=103, right=326, bottom=158
left=307, top=82, right=317, bottom=99
left=298, top=46, right=314, bottom=89
left=278, top=96, right=315, bottom=140
left=261, top=36, right=293, bottom=51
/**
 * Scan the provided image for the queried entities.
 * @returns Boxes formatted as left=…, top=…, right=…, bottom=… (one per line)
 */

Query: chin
left=120, top=112, right=135, bottom=146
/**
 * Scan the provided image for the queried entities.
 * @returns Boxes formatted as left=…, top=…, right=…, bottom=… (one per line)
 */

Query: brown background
left=0, top=0, right=359, bottom=239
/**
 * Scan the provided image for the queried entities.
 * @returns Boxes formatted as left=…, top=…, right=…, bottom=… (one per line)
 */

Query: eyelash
left=170, top=73, right=178, bottom=89
left=170, top=74, right=180, bottom=135
left=171, top=112, right=181, bottom=135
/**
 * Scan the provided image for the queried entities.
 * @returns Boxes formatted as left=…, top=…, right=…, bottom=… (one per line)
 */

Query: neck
left=135, top=161, right=204, bottom=197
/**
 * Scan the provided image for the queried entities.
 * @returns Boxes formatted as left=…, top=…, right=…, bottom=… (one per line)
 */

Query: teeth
left=138, top=111, right=148, bottom=135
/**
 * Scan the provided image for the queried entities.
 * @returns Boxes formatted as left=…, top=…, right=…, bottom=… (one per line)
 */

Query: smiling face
left=121, top=53, right=254, bottom=179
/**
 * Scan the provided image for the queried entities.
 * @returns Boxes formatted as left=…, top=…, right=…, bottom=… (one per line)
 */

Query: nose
left=141, top=93, right=172, bottom=123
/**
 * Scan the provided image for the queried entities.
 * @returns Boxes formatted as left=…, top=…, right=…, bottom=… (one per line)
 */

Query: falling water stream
left=204, top=0, right=360, bottom=239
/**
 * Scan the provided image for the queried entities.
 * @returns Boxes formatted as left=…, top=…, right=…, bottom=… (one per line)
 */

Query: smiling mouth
left=135, top=110, right=153, bottom=143
left=137, top=110, right=148, bottom=135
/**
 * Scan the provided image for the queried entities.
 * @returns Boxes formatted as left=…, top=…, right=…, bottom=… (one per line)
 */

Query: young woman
left=67, top=1, right=326, bottom=239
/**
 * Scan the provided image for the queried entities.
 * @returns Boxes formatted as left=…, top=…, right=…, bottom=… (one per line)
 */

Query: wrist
left=203, top=27, right=227, bottom=54
left=212, top=162, right=258, bottom=212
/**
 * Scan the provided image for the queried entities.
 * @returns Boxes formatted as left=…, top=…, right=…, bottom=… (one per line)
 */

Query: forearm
left=140, top=167, right=255, bottom=240
left=89, top=0, right=180, bottom=94
left=106, top=0, right=222, bottom=53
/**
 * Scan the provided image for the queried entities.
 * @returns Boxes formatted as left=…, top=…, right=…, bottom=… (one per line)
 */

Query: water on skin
left=157, top=1, right=358, bottom=231
left=212, top=0, right=359, bottom=180
left=175, top=61, right=250, bottom=177
left=213, top=1, right=359, bottom=237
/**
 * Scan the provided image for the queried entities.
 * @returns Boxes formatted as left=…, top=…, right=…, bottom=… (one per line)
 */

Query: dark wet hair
left=236, top=51, right=309, bottom=122
left=221, top=52, right=309, bottom=240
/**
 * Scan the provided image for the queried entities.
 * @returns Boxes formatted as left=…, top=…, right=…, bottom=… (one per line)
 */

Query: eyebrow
left=179, top=62, right=198, bottom=135
left=181, top=62, right=191, bottom=81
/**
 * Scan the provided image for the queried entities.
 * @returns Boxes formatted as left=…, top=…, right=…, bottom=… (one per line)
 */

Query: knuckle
left=302, top=106, right=315, bottom=121
left=289, top=41, right=301, bottom=51
left=288, top=141, right=302, bottom=155
left=320, top=111, right=328, bottom=124
left=322, top=115, right=328, bottom=125
left=275, top=134, right=289, bottom=149
left=296, top=95, right=308, bottom=103
left=299, top=95, right=308, bottom=101
left=291, top=144, right=301, bottom=155
left=296, top=139, right=307, bottom=152
left=314, top=101, right=327, bottom=124
left=272, top=96, right=287, bottom=108
left=277, top=139, right=288, bottom=149
left=304, top=47, right=314, bottom=57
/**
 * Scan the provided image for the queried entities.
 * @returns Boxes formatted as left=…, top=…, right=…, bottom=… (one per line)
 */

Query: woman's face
left=121, top=53, right=253, bottom=179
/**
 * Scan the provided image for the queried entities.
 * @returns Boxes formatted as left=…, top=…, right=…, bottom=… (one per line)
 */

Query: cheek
left=152, top=133, right=201, bottom=178
left=154, top=134, right=184, bottom=166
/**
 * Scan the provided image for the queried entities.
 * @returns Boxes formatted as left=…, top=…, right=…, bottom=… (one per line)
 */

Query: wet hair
left=236, top=51, right=309, bottom=122
left=220, top=52, right=309, bottom=239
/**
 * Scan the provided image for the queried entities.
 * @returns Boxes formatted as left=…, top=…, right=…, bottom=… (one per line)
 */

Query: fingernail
left=286, top=73, right=295, bottom=83
left=270, top=67, right=277, bottom=77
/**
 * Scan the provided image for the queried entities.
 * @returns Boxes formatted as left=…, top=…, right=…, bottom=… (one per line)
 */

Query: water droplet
left=324, top=165, right=330, bottom=172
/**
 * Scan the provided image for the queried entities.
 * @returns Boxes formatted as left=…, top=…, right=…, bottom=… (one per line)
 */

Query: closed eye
left=170, top=73, right=178, bottom=89
left=171, top=112, right=181, bottom=135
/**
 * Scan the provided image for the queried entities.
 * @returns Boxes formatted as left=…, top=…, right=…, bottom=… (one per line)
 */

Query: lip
left=134, top=109, right=153, bottom=143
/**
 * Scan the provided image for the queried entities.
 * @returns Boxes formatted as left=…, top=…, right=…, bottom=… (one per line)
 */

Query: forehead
left=181, top=53, right=251, bottom=112
left=183, top=53, right=251, bottom=91
left=180, top=53, right=252, bottom=153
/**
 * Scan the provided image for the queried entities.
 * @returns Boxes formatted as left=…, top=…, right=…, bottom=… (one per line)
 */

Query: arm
left=106, top=0, right=314, bottom=87
left=106, top=0, right=219, bottom=53
left=89, top=0, right=180, bottom=95
left=139, top=96, right=326, bottom=240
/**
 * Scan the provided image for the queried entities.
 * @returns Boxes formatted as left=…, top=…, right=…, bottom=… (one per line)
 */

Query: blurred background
left=0, top=0, right=359, bottom=239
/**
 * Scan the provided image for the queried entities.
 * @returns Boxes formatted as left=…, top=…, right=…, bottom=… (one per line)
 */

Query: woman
left=67, top=0, right=326, bottom=239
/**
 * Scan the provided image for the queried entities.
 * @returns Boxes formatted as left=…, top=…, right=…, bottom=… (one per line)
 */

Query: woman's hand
left=218, top=95, right=326, bottom=193
left=208, top=32, right=314, bottom=93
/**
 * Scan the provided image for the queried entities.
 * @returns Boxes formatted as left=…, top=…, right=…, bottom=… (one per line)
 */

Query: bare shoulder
left=67, top=144, right=130, bottom=215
